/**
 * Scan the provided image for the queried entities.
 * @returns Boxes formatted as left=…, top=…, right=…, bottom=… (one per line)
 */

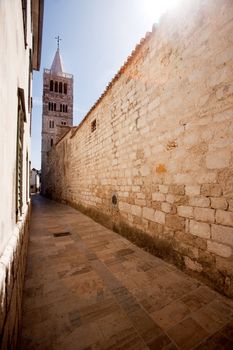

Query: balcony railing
left=44, top=69, right=73, bottom=79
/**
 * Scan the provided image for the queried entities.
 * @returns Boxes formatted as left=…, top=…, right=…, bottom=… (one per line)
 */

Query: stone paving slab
left=19, top=196, right=233, bottom=349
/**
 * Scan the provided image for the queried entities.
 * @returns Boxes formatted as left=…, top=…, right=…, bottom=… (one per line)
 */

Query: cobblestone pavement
left=20, top=196, right=233, bottom=350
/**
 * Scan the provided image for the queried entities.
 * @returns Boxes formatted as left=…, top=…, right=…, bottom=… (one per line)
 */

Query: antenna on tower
left=55, top=35, right=61, bottom=50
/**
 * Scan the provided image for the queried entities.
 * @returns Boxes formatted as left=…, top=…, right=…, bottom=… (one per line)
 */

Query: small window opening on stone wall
left=91, top=119, right=96, bottom=132
left=49, top=120, right=54, bottom=128
left=64, top=83, right=67, bottom=94
left=112, top=194, right=118, bottom=206
left=59, top=82, right=62, bottom=93
left=51, top=138, right=53, bottom=147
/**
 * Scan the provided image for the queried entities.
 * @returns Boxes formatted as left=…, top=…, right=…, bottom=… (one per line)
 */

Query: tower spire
left=51, top=38, right=63, bottom=74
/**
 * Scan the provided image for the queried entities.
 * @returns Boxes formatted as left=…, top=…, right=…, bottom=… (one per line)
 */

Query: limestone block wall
left=44, top=0, right=233, bottom=296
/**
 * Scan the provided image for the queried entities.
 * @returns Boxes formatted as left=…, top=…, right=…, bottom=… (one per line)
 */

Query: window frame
left=16, top=88, right=26, bottom=221
left=21, top=0, right=27, bottom=48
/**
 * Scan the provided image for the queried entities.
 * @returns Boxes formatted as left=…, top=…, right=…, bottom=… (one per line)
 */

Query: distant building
left=41, top=44, right=73, bottom=194
left=30, top=168, right=41, bottom=193
left=0, top=0, right=44, bottom=348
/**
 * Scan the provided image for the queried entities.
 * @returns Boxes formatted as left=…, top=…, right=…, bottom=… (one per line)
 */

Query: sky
left=32, top=0, right=179, bottom=169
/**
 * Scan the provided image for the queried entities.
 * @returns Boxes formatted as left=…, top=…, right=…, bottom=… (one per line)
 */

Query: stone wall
left=0, top=207, right=30, bottom=349
left=44, top=0, right=233, bottom=296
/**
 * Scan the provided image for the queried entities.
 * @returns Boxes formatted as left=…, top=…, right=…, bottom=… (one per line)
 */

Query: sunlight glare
left=143, top=0, right=180, bottom=23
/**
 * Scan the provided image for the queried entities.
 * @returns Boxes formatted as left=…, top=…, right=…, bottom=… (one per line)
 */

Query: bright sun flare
left=143, top=0, right=180, bottom=23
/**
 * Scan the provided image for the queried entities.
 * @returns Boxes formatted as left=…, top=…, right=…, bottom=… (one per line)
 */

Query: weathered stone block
left=131, top=205, right=142, bottom=217
left=185, top=185, right=200, bottom=196
left=216, top=256, right=233, bottom=275
left=152, top=192, right=166, bottom=202
left=169, top=185, right=185, bottom=195
left=161, top=202, right=171, bottom=213
left=228, top=200, right=233, bottom=212
left=119, top=201, right=131, bottom=213
left=201, top=184, right=222, bottom=197
left=184, top=256, right=203, bottom=272
left=211, top=197, right=228, bottom=210
left=154, top=210, right=166, bottom=225
left=211, top=224, right=233, bottom=246
left=135, top=199, right=146, bottom=207
left=166, top=214, right=185, bottom=230
left=177, top=206, right=193, bottom=218
left=143, top=207, right=155, bottom=221
left=189, top=220, right=210, bottom=239
left=189, top=196, right=210, bottom=208
left=151, top=201, right=161, bottom=210
left=166, top=194, right=175, bottom=204
left=140, top=165, right=150, bottom=177
left=132, top=186, right=140, bottom=192
left=216, top=210, right=233, bottom=227
left=193, top=207, right=215, bottom=223
left=206, top=150, right=231, bottom=169
left=159, top=185, right=169, bottom=194
left=207, top=240, right=232, bottom=258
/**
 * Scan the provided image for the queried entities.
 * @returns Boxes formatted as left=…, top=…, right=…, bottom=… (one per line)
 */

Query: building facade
left=41, top=48, right=73, bottom=194
left=0, top=0, right=43, bottom=348
left=30, top=168, right=41, bottom=193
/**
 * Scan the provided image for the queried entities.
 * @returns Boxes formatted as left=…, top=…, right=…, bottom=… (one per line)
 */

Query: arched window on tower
left=51, top=103, right=53, bottom=111
left=54, top=103, right=56, bottom=111
left=65, top=105, right=68, bottom=113
left=59, top=82, right=62, bottom=93
left=60, top=104, right=62, bottom=112
left=48, top=102, right=50, bottom=110
left=51, top=138, right=53, bottom=147
left=55, top=81, right=58, bottom=92
left=50, top=80, right=54, bottom=91
left=64, top=83, right=67, bottom=94
left=63, top=104, right=65, bottom=112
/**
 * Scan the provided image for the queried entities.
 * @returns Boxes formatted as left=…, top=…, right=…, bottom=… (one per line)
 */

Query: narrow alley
left=20, top=196, right=233, bottom=350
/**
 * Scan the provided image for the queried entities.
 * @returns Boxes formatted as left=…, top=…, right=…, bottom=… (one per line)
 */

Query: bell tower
left=41, top=37, right=73, bottom=194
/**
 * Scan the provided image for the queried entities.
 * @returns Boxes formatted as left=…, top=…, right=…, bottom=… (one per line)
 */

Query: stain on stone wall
left=44, top=0, right=233, bottom=297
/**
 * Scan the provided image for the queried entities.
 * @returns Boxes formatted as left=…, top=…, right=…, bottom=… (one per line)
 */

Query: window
left=63, top=104, right=65, bottom=112
left=21, top=0, right=27, bottom=48
left=49, top=120, right=54, bottom=128
left=91, top=119, right=96, bottom=132
left=64, top=83, right=67, bottom=94
left=59, top=82, right=62, bottom=93
left=65, top=105, right=68, bottom=113
left=55, top=81, right=58, bottom=92
left=61, top=121, right=67, bottom=126
left=51, top=138, right=53, bottom=147
left=16, top=88, right=26, bottom=220
left=60, top=104, right=62, bottom=112
left=48, top=102, right=57, bottom=111
left=50, top=80, right=54, bottom=91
